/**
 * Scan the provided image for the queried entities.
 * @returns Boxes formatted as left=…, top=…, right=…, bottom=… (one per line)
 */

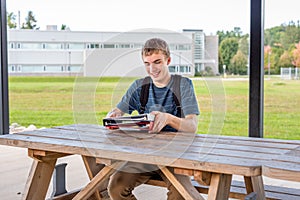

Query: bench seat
left=145, top=179, right=300, bottom=200
left=49, top=178, right=300, bottom=200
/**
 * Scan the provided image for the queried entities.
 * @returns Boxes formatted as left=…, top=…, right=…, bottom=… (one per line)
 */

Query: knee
left=108, top=173, right=122, bottom=198
left=107, top=172, right=133, bottom=199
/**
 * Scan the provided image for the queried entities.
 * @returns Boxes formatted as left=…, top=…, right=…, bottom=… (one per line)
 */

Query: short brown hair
left=142, top=38, right=170, bottom=58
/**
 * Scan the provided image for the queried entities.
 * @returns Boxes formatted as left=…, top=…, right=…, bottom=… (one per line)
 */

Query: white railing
left=280, top=67, right=300, bottom=80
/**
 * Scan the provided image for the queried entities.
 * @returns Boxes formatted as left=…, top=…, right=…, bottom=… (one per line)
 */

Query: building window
left=178, top=44, right=191, bottom=51
left=64, top=65, right=81, bottom=72
left=87, top=43, right=100, bottom=49
left=103, top=44, right=115, bottom=48
left=8, top=65, right=15, bottom=72
left=21, top=65, right=44, bottom=72
left=45, top=65, right=64, bottom=72
left=92, top=44, right=100, bottom=48
left=169, top=44, right=176, bottom=50
left=119, top=44, right=130, bottom=48
left=169, top=66, right=176, bottom=73
left=44, top=43, right=63, bottom=49
left=9, top=43, right=14, bottom=49
left=133, top=43, right=142, bottom=48
left=19, top=43, right=43, bottom=49
left=68, top=43, right=85, bottom=49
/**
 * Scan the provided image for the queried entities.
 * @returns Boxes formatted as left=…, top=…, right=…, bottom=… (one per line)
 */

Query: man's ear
left=167, top=57, right=171, bottom=65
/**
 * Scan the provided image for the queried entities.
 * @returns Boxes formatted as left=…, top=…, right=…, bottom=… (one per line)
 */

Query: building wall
left=205, top=35, right=219, bottom=74
left=7, top=29, right=218, bottom=77
left=84, top=48, right=193, bottom=77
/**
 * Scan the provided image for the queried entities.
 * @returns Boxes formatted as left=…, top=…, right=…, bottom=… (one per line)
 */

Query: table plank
left=263, top=146, right=300, bottom=182
left=0, top=132, right=261, bottom=176
left=15, top=126, right=290, bottom=162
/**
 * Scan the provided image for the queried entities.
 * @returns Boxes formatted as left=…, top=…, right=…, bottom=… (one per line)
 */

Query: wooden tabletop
left=1, top=124, right=299, bottom=200
left=0, top=124, right=299, bottom=177
left=263, top=145, right=300, bottom=182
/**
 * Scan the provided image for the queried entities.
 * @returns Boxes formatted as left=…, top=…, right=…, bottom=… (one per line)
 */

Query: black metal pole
left=249, top=0, right=264, bottom=138
left=0, top=0, right=9, bottom=135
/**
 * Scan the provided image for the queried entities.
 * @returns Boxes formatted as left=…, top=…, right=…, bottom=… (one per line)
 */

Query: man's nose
left=149, top=64, right=155, bottom=73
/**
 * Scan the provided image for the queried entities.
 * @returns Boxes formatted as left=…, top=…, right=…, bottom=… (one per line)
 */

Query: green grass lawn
left=8, top=76, right=300, bottom=140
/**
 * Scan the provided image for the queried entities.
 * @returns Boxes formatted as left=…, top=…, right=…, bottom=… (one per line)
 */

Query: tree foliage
left=7, top=12, right=17, bottom=29
left=217, top=27, right=249, bottom=74
left=219, top=37, right=239, bottom=73
left=230, top=50, right=248, bottom=75
left=216, top=27, right=244, bottom=45
left=21, top=11, right=39, bottom=30
left=292, top=42, right=300, bottom=67
left=217, top=20, right=300, bottom=75
left=263, top=20, right=300, bottom=73
left=278, top=51, right=293, bottom=68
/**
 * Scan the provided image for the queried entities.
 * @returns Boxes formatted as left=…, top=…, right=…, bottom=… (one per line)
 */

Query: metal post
left=0, top=0, right=9, bottom=135
left=51, top=163, right=68, bottom=197
left=249, top=0, right=264, bottom=138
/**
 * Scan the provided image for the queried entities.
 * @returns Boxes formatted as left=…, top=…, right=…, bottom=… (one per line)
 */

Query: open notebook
left=103, top=114, right=155, bottom=130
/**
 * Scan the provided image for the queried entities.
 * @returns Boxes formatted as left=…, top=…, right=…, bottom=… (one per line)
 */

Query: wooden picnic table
left=0, top=124, right=299, bottom=200
left=263, top=143, right=300, bottom=182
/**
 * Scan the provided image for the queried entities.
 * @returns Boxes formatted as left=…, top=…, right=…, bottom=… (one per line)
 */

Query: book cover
left=103, top=114, right=155, bottom=130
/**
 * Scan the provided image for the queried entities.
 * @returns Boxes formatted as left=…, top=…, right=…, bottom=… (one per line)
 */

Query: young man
left=106, top=38, right=199, bottom=200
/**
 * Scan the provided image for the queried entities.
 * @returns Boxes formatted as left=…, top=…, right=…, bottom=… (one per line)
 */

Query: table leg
left=82, top=156, right=106, bottom=200
left=207, top=173, right=232, bottom=200
left=244, top=176, right=266, bottom=200
left=73, top=161, right=125, bottom=200
left=22, top=159, right=57, bottom=200
left=159, top=166, right=205, bottom=200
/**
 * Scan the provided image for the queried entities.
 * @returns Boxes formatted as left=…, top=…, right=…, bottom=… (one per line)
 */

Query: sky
left=6, top=0, right=300, bottom=35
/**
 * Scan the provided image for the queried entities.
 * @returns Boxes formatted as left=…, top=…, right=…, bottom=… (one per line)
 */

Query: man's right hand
left=106, top=108, right=124, bottom=118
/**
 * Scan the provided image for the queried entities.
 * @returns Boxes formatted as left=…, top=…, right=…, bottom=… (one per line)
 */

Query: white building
left=7, top=28, right=218, bottom=77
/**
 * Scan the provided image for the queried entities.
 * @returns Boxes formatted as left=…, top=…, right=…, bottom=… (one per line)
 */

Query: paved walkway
left=0, top=145, right=299, bottom=200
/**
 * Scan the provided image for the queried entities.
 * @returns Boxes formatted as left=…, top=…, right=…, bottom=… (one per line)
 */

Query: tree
left=219, top=37, right=239, bottom=73
left=292, top=42, right=300, bottom=68
left=271, top=46, right=285, bottom=74
left=230, top=50, right=248, bottom=75
left=61, top=24, right=67, bottom=30
left=216, top=27, right=243, bottom=45
left=21, top=11, right=39, bottom=30
left=278, top=50, right=293, bottom=68
left=280, top=21, right=299, bottom=50
left=239, top=36, right=249, bottom=56
left=264, top=25, right=285, bottom=47
left=264, top=45, right=272, bottom=69
left=7, top=12, right=17, bottom=29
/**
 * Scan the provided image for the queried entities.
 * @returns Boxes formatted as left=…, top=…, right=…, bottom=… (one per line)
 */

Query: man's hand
left=149, top=111, right=198, bottom=133
left=106, top=108, right=124, bottom=118
left=149, top=111, right=169, bottom=133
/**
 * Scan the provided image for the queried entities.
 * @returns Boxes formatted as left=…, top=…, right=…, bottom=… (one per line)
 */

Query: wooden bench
left=48, top=163, right=300, bottom=200
left=145, top=178, right=300, bottom=200
left=49, top=177, right=300, bottom=200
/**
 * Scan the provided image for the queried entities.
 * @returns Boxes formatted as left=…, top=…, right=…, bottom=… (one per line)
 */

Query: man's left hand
left=149, top=111, right=168, bottom=133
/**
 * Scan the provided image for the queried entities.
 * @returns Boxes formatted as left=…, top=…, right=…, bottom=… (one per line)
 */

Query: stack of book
left=103, top=114, right=155, bottom=130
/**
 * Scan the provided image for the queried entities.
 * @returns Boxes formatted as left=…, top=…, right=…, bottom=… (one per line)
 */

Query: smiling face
left=141, top=38, right=171, bottom=87
left=143, top=51, right=171, bottom=87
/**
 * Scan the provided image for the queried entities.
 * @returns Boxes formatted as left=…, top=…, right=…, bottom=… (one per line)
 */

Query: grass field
left=8, top=76, right=300, bottom=140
